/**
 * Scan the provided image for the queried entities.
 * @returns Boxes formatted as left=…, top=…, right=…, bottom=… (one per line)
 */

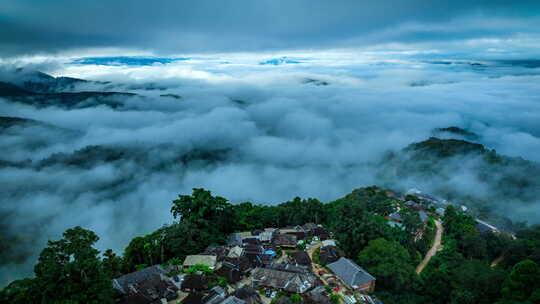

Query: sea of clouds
left=1, top=50, right=540, bottom=285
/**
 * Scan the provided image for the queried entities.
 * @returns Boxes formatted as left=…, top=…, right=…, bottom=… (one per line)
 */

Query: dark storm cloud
left=1, top=0, right=540, bottom=56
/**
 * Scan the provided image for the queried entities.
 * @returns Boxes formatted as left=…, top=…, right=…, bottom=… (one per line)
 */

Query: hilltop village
left=108, top=188, right=505, bottom=304
left=2, top=186, right=538, bottom=304
left=113, top=223, right=379, bottom=304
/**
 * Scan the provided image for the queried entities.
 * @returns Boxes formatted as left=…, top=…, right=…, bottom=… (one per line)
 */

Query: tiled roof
left=327, top=258, right=375, bottom=287
left=113, top=265, right=166, bottom=294
left=183, top=255, right=217, bottom=268
left=221, top=296, right=247, bottom=304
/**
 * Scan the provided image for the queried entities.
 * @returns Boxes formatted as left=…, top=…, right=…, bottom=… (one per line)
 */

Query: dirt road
left=416, top=219, right=443, bottom=274
left=491, top=255, right=504, bottom=268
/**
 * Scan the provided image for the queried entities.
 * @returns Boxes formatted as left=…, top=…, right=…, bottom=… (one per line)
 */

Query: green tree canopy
left=356, top=238, right=417, bottom=292
left=33, top=226, right=114, bottom=303
left=500, top=259, right=540, bottom=303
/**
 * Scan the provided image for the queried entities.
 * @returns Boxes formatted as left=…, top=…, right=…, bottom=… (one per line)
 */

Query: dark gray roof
left=221, top=296, right=247, bottom=304
left=113, top=265, right=166, bottom=294
left=419, top=211, right=429, bottom=222
left=203, top=286, right=227, bottom=304
left=388, top=212, right=402, bottom=221
left=267, top=263, right=310, bottom=274
left=251, top=267, right=317, bottom=293
left=327, top=258, right=375, bottom=287
left=302, top=223, right=318, bottom=231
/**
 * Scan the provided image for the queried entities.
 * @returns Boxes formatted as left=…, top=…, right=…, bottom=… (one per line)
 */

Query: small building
left=386, top=212, right=402, bottom=223
left=272, top=234, right=297, bottom=248
left=203, top=246, right=230, bottom=262
left=251, top=229, right=264, bottom=236
left=311, top=226, right=330, bottom=240
left=181, top=274, right=209, bottom=292
left=228, top=246, right=244, bottom=258
left=322, top=240, right=337, bottom=247
left=113, top=265, right=168, bottom=294
left=302, top=223, right=319, bottom=232
left=183, top=255, right=217, bottom=270
left=286, top=231, right=307, bottom=241
left=251, top=267, right=317, bottom=294
left=183, top=292, right=204, bottom=304
left=290, top=250, right=312, bottom=267
left=319, top=246, right=343, bottom=265
left=419, top=211, right=429, bottom=223
left=436, top=208, right=445, bottom=216
left=306, top=286, right=332, bottom=304
left=343, top=295, right=357, bottom=304
left=202, top=286, right=227, bottom=304
left=327, top=258, right=376, bottom=293
left=221, top=296, right=247, bottom=304
left=232, top=286, right=263, bottom=304
left=113, top=266, right=179, bottom=304
left=215, top=262, right=243, bottom=284
left=228, top=232, right=255, bottom=246
left=475, top=219, right=499, bottom=234
left=259, top=231, right=275, bottom=243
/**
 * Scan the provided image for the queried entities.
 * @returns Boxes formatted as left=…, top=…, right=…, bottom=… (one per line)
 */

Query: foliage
left=357, top=238, right=417, bottom=292
left=331, top=201, right=394, bottom=257
left=500, top=259, right=540, bottom=303
left=185, top=264, right=213, bottom=274
left=312, top=247, right=321, bottom=265
left=290, top=293, right=302, bottom=303
left=5, top=186, right=540, bottom=304
left=102, top=249, right=123, bottom=278
left=0, top=227, right=115, bottom=304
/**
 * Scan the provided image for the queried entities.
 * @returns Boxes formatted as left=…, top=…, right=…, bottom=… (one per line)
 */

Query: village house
left=386, top=212, right=402, bottom=223
left=112, top=265, right=179, bottom=304
left=289, top=250, right=312, bottom=267
left=215, top=261, right=244, bottom=284
left=183, top=255, right=218, bottom=270
left=306, top=285, right=332, bottom=304
left=310, top=226, right=330, bottom=240
left=202, top=286, right=227, bottom=304
left=182, top=292, right=204, bottom=304
left=228, top=246, right=244, bottom=258
left=319, top=245, right=343, bottom=265
left=203, top=246, right=230, bottom=262
left=232, top=286, right=263, bottom=304
left=228, top=231, right=256, bottom=246
left=327, top=258, right=376, bottom=293
left=272, top=233, right=298, bottom=248
left=419, top=210, right=429, bottom=223
left=181, top=274, right=209, bottom=292
left=475, top=219, right=499, bottom=234
left=221, top=295, right=247, bottom=304
left=259, top=231, right=275, bottom=243
left=321, top=239, right=337, bottom=247
left=251, top=266, right=318, bottom=294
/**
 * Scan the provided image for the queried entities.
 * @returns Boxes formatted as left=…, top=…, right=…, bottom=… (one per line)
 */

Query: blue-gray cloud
left=1, top=0, right=540, bottom=56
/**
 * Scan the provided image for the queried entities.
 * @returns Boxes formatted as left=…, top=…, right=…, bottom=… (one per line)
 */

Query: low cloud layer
left=1, top=53, right=540, bottom=285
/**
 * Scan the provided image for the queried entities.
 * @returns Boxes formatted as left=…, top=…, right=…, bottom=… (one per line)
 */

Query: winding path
left=416, top=219, right=443, bottom=274
left=491, top=255, right=504, bottom=268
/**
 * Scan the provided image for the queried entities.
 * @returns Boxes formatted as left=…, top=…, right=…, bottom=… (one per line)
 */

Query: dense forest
left=2, top=187, right=539, bottom=304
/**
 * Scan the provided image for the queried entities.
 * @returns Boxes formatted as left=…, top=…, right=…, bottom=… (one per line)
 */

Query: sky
left=1, top=0, right=540, bottom=58
left=1, top=1, right=540, bottom=286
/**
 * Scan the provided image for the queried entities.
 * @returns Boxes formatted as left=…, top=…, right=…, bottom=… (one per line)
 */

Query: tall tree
left=171, top=188, right=235, bottom=234
left=33, top=226, right=114, bottom=303
left=500, top=259, right=540, bottom=303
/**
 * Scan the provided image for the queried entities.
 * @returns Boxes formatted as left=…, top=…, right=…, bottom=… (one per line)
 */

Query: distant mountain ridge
left=0, top=71, right=136, bottom=109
